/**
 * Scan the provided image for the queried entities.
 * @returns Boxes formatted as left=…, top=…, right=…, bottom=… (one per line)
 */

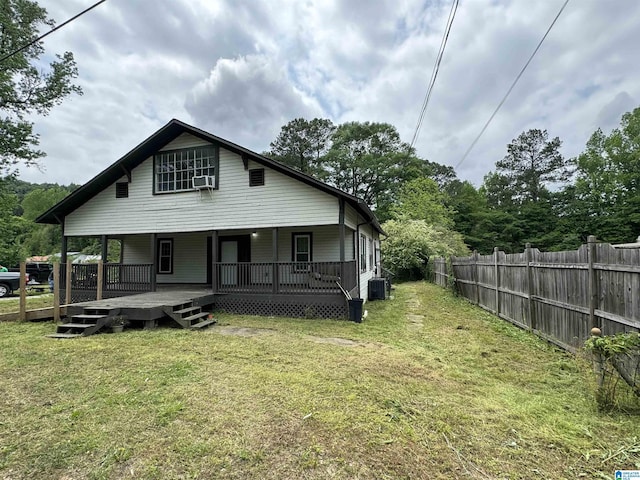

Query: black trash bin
left=348, top=298, right=364, bottom=323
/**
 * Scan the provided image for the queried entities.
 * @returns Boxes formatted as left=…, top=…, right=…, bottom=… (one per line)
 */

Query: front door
left=221, top=241, right=238, bottom=285
left=218, top=235, right=251, bottom=286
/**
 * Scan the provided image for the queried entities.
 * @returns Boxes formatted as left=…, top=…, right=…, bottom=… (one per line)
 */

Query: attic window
left=155, top=146, right=218, bottom=193
left=249, top=168, right=264, bottom=187
left=115, top=182, right=129, bottom=198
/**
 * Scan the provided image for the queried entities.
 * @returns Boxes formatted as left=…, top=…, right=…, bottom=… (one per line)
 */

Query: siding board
left=65, top=146, right=340, bottom=236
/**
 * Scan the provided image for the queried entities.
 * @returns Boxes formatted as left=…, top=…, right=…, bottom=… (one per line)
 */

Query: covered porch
left=59, top=224, right=359, bottom=318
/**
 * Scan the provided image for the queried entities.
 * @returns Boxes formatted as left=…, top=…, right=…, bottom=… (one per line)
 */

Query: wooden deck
left=66, top=288, right=217, bottom=322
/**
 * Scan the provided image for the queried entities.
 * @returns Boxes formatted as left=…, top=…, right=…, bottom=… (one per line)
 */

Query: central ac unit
left=192, top=175, right=215, bottom=189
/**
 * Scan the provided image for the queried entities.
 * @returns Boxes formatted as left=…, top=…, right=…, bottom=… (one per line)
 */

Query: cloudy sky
left=21, top=0, right=640, bottom=187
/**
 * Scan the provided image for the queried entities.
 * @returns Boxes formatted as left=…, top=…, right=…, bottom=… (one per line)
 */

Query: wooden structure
left=48, top=289, right=216, bottom=338
left=36, top=119, right=385, bottom=319
left=434, top=236, right=640, bottom=352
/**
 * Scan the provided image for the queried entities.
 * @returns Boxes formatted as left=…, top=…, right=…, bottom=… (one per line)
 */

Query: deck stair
left=47, top=308, right=123, bottom=339
left=163, top=301, right=216, bottom=330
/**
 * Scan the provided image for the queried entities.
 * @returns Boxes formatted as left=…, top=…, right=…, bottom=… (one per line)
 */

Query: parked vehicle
left=9, top=262, right=52, bottom=284
left=0, top=271, right=29, bottom=298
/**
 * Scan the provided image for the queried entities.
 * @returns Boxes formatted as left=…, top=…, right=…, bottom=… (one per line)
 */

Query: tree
left=325, top=121, right=417, bottom=212
left=267, top=118, right=335, bottom=177
left=568, top=107, right=640, bottom=243
left=478, top=129, right=572, bottom=252
left=19, top=186, right=68, bottom=256
left=391, top=177, right=454, bottom=228
left=0, top=180, right=28, bottom=264
left=1, top=0, right=82, bottom=173
left=418, top=159, right=457, bottom=189
left=495, top=129, right=569, bottom=203
left=381, top=219, right=468, bottom=280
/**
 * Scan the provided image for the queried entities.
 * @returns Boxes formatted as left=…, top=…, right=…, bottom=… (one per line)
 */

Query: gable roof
left=36, top=119, right=384, bottom=233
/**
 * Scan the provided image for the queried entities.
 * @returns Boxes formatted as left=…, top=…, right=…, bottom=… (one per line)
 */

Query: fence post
left=53, top=263, right=60, bottom=323
left=473, top=250, right=479, bottom=305
left=494, top=247, right=500, bottom=316
left=587, top=235, right=600, bottom=329
left=97, top=260, right=104, bottom=300
left=65, top=259, right=72, bottom=305
left=19, top=261, right=27, bottom=321
left=525, top=243, right=535, bottom=332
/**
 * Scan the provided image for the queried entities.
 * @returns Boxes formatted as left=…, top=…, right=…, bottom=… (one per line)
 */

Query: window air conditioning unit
left=192, top=175, right=215, bottom=189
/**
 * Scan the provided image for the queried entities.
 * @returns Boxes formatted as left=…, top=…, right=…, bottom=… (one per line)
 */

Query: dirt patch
left=307, top=336, right=370, bottom=347
left=211, top=326, right=275, bottom=337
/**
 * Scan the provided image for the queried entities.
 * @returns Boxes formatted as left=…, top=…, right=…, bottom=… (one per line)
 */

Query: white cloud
left=185, top=55, right=324, bottom=150
left=15, top=0, right=640, bottom=189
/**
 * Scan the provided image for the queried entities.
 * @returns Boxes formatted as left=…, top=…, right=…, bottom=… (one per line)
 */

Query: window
left=157, top=239, right=173, bottom=274
left=249, top=168, right=264, bottom=187
left=115, top=182, right=129, bottom=198
left=368, top=238, right=374, bottom=271
left=154, top=146, right=217, bottom=193
left=360, top=234, right=367, bottom=272
left=292, top=233, right=312, bottom=270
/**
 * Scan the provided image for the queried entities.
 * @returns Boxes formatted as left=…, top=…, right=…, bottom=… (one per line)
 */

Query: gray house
left=37, top=119, right=384, bottom=318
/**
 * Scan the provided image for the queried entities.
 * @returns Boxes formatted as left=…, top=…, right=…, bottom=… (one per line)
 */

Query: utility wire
left=410, top=0, right=459, bottom=151
left=455, top=0, right=570, bottom=169
left=0, top=0, right=108, bottom=64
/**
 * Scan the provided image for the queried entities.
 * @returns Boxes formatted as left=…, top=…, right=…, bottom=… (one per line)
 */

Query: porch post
left=61, top=231, right=68, bottom=303
left=272, top=228, right=279, bottom=294
left=100, top=235, right=108, bottom=263
left=211, top=230, right=218, bottom=293
left=150, top=233, right=157, bottom=292
left=339, top=198, right=345, bottom=283
left=100, top=235, right=108, bottom=297
left=61, top=234, right=68, bottom=265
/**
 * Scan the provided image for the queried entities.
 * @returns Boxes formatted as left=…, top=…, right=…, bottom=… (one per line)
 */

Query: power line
left=0, top=0, right=108, bottom=64
left=410, top=0, right=459, bottom=151
left=455, top=0, right=570, bottom=170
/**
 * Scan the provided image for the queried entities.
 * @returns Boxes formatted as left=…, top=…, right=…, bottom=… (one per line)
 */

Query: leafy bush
left=381, top=219, right=469, bottom=280
left=585, top=332, right=640, bottom=411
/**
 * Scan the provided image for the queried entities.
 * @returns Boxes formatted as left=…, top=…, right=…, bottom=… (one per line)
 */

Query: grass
left=0, top=282, right=638, bottom=479
left=0, top=293, right=53, bottom=315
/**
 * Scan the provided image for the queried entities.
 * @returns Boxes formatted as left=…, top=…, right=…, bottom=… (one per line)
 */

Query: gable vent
left=249, top=168, right=265, bottom=187
left=115, top=182, right=129, bottom=198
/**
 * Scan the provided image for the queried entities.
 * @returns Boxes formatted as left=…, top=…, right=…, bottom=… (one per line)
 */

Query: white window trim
left=360, top=234, right=367, bottom=273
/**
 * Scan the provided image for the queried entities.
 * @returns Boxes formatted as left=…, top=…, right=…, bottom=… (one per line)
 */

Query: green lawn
left=0, top=293, right=54, bottom=315
left=0, top=282, right=638, bottom=479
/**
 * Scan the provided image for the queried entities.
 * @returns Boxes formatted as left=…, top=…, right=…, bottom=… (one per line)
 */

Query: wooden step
left=46, top=333, right=82, bottom=339
left=190, top=318, right=216, bottom=329
left=182, top=312, right=208, bottom=324
left=72, top=314, right=106, bottom=320
left=83, top=308, right=120, bottom=316
left=58, top=323, right=97, bottom=329
left=173, top=306, right=201, bottom=316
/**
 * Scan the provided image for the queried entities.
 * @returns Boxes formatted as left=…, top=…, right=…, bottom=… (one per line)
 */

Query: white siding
left=357, top=223, right=378, bottom=300
left=346, top=227, right=355, bottom=260
left=122, top=234, right=152, bottom=264
left=122, top=232, right=208, bottom=283
left=157, top=233, right=207, bottom=284
left=65, top=144, right=339, bottom=236
left=160, top=133, right=210, bottom=151
left=345, top=203, right=359, bottom=230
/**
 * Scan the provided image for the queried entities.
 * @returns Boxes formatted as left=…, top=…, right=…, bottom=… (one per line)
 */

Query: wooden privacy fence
left=433, top=236, right=640, bottom=352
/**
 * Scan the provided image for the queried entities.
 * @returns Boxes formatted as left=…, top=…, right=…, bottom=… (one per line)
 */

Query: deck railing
left=214, top=260, right=357, bottom=294
left=59, top=263, right=153, bottom=303
left=60, top=263, right=153, bottom=291
left=58, top=261, right=356, bottom=302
